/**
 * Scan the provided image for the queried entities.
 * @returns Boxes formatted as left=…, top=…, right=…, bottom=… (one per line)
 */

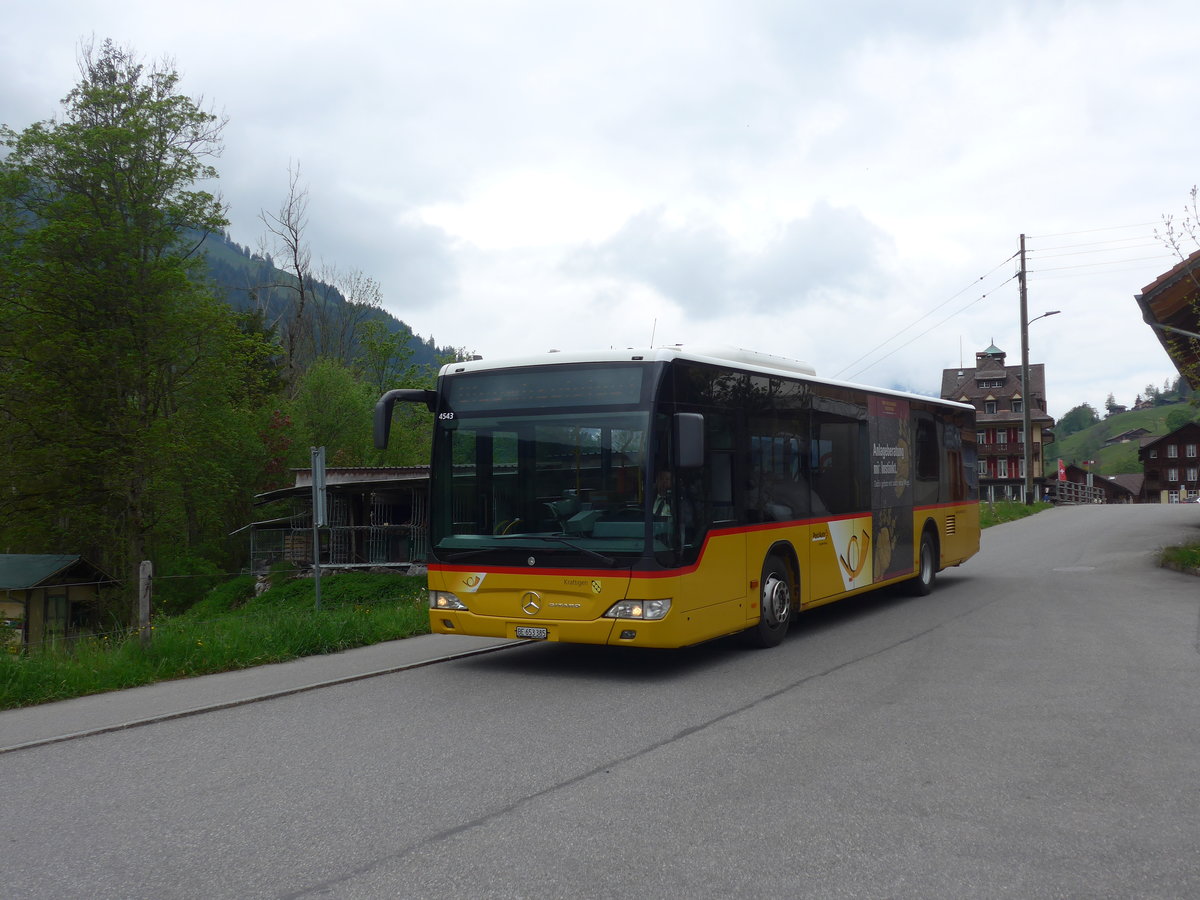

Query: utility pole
left=1019, top=234, right=1061, bottom=505
left=1019, top=234, right=1032, bottom=505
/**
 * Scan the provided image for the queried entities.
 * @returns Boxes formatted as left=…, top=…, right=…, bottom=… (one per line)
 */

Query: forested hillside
left=0, top=41, right=452, bottom=620
left=200, top=229, right=455, bottom=371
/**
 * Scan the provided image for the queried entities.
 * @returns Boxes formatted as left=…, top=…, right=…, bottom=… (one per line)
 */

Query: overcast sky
left=4, top=0, right=1197, bottom=419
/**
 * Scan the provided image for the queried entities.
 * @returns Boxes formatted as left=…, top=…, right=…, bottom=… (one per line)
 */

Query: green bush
left=153, top=554, right=229, bottom=616
left=182, top=575, right=257, bottom=619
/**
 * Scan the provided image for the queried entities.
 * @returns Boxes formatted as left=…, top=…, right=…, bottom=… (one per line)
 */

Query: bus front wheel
left=744, top=555, right=793, bottom=648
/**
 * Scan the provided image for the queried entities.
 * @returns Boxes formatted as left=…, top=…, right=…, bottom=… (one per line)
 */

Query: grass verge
left=980, top=500, right=1054, bottom=528
left=1160, top=542, right=1200, bottom=572
left=0, top=573, right=429, bottom=710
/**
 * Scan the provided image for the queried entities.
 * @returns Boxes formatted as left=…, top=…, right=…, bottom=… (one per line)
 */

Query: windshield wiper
left=444, top=546, right=510, bottom=562
left=443, top=535, right=619, bottom=567
left=535, top=536, right=618, bottom=567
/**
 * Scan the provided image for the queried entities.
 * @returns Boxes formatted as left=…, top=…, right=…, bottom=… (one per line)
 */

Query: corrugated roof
left=254, top=471, right=430, bottom=506
left=0, top=554, right=84, bottom=590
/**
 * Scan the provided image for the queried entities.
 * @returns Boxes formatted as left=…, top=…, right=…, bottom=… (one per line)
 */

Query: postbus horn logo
left=839, top=530, right=871, bottom=581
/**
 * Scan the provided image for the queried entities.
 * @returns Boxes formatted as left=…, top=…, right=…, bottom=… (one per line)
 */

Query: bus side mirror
left=674, top=413, right=705, bottom=468
left=374, top=389, right=437, bottom=449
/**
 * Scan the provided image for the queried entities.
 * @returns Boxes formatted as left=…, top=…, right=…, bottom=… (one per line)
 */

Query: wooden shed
left=0, top=555, right=117, bottom=650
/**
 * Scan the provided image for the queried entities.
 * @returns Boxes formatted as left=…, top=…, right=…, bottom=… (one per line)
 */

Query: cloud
left=4, top=0, right=1198, bottom=422
left=564, top=201, right=893, bottom=318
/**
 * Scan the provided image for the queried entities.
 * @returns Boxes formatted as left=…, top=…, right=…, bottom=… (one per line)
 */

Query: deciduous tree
left=258, top=161, right=313, bottom=385
left=1057, top=403, right=1100, bottom=437
left=0, top=39, right=267, bottom=609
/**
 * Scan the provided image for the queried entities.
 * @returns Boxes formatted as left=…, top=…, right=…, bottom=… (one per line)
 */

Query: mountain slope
left=198, top=230, right=456, bottom=369
left=1048, top=402, right=1200, bottom=475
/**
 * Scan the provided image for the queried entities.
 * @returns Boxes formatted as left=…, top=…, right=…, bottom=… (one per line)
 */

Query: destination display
left=445, top=365, right=646, bottom=411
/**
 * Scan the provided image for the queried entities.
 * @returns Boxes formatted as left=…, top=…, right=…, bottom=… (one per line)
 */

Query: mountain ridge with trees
left=200, top=227, right=456, bottom=372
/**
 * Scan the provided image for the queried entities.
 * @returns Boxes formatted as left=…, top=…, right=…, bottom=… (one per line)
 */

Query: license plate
left=515, top=626, right=549, bottom=640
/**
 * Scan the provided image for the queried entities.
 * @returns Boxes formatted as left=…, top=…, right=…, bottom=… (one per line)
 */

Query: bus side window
left=915, top=416, right=939, bottom=479
left=748, top=428, right=810, bottom=522
left=810, top=417, right=868, bottom=515
left=709, top=451, right=735, bottom=523
left=914, top=413, right=940, bottom=507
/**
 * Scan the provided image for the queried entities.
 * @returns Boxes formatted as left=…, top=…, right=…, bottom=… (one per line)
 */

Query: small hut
left=0, top=554, right=117, bottom=650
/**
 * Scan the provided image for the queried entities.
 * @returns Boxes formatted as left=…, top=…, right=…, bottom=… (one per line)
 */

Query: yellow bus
left=375, top=345, right=979, bottom=649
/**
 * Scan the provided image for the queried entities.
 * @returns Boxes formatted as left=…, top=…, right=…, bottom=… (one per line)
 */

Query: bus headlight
left=603, top=598, right=671, bottom=620
left=429, top=590, right=469, bottom=611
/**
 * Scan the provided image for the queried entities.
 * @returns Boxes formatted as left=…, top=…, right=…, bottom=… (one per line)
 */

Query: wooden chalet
left=1138, top=423, right=1200, bottom=503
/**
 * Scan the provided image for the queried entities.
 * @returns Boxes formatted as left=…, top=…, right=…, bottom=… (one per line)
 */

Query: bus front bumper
left=429, top=610, right=686, bottom=648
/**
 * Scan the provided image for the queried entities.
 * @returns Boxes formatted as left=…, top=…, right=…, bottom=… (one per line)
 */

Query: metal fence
left=245, top=489, right=429, bottom=574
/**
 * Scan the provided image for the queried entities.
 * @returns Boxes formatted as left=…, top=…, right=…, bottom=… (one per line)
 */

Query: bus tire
left=911, top=530, right=937, bottom=596
left=744, top=554, right=793, bottom=648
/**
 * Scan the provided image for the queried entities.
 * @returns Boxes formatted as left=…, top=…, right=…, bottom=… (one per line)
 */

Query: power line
left=1030, top=253, right=1175, bottom=274
left=833, top=253, right=1017, bottom=379
left=836, top=224, right=1176, bottom=382
left=1029, top=233, right=1154, bottom=252
left=1029, top=240, right=1162, bottom=260
left=843, top=273, right=1019, bottom=381
left=1026, top=222, right=1156, bottom=240
left=1028, top=263, right=1175, bottom=283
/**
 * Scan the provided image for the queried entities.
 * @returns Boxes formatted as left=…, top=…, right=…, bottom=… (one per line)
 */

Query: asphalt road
left=3, top=504, right=1198, bottom=899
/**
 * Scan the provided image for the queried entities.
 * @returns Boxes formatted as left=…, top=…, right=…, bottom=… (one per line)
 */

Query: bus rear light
left=430, top=591, right=469, bottom=611
left=603, top=598, right=671, bottom=620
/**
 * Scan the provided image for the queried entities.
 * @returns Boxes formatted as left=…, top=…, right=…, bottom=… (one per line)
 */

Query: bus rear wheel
left=744, top=555, right=793, bottom=648
left=911, top=531, right=937, bottom=596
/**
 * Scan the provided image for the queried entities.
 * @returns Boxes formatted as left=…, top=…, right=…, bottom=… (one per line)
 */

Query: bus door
left=809, top=397, right=872, bottom=601
left=660, top=408, right=747, bottom=615
left=746, top=407, right=811, bottom=607
left=868, top=397, right=914, bottom=583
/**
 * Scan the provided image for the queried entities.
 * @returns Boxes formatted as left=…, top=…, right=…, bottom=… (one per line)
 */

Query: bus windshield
left=430, top=409, right=657, bottom=562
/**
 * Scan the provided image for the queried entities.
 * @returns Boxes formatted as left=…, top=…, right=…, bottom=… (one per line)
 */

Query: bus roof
left=439, top=345, right=974, bottom=412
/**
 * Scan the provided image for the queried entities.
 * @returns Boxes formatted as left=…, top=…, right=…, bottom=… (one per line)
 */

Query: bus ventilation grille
left=945, top=515, right=957, bottom=535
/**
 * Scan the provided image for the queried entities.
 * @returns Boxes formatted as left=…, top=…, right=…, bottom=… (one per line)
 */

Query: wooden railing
left=1054, top=480, right=1105, bottom=504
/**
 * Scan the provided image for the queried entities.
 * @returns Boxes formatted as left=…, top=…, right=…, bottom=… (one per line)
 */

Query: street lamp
left=1021, top=308, right=1060, bottom=504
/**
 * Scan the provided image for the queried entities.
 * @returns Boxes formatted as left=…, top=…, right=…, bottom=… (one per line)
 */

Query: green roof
left=0, top=554, right=110, bottom=590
